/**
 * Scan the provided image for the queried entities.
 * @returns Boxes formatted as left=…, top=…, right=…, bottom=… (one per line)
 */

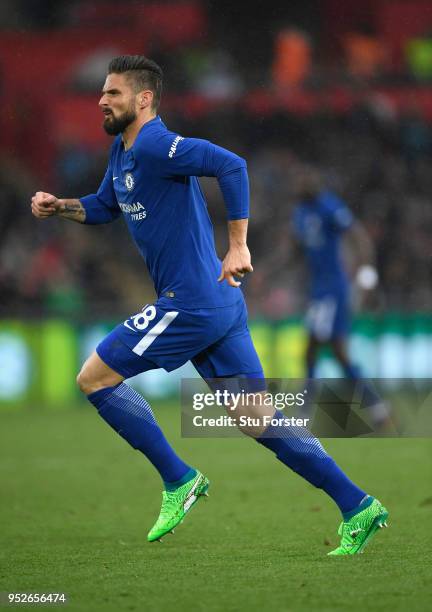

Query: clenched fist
left=31, top=192, right=61, bottom=219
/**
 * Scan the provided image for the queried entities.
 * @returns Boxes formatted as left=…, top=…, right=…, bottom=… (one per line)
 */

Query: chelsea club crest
left=125, top=173, right=134, bottom=191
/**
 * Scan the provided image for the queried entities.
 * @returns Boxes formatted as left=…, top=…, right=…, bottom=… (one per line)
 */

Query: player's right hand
left=31, top=191, right=61, bottom=219
left=218, top=244, right=253, bottom=288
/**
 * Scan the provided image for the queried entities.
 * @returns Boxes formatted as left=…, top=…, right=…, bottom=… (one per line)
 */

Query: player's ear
left=137, top=90, right=153, bottom=110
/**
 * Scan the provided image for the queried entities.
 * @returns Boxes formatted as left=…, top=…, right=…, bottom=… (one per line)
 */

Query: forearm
left=228, top=219, right=249, bottom=247
left=79, top=194, right=121, bottom=224
left=218, top=167, right=249, bottom=220
left=218, top=219, right=252, bottom=287
left=31, top=187, right=118, bottom=225
left=203, top=145, right=250, bottom=285
left=57, top=198, right=86, bottom=223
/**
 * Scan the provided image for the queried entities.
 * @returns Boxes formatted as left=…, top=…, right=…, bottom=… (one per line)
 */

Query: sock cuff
left=257, top=410, right=285, bottom=441
left=87, top=383, right=123, bottom=408
left=342, top=495, right=373, bottom=520
left=164, top=468, right=197, bottom=491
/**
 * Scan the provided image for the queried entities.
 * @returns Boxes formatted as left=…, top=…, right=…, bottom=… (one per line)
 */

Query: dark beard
left=103, top=109, right=137, bottom=135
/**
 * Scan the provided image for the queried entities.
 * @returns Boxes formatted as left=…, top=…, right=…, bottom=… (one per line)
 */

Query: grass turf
left=0, top=405, right=431, bottom=612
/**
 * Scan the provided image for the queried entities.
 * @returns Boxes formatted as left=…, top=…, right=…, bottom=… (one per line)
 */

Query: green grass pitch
left=1, top=404, right=431, bottom=612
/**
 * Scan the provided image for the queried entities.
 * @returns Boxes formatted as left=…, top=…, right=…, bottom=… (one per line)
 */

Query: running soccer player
left=31, top=55, right=388, bottom=555
left=292, top=167, right=390, bottom=426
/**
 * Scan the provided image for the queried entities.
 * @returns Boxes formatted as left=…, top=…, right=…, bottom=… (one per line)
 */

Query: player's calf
left=80, top=358, right=195, bottom=496
left=220, top=383, right=371, bottom=521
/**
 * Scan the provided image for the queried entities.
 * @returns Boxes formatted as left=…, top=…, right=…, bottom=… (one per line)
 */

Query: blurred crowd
left=1, top=0, right=432, bottom=319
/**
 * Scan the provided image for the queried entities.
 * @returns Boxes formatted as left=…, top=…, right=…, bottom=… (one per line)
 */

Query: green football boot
left=147, top=471, right=209, bottom=542
left=328, top=497, right=389, bottom=556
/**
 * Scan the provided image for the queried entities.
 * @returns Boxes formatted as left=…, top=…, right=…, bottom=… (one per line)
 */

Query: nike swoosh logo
left=113, top=176, right=118, bottom=181
left=183, top=494, right=196, bottom=512
left=183, top=476, right=203, bottom=512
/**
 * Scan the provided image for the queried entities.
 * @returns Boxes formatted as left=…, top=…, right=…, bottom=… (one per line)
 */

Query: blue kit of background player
left=293, top=184, right=353, bottom=344
left=292, top=166, right=389, bottom=427
left=292, top=165, right=376, bottom=378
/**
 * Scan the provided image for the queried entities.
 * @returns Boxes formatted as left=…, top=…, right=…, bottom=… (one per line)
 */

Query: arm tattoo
left=59, top=199, right=86, bottom=223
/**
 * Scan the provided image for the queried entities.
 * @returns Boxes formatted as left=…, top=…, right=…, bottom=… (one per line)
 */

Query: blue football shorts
left=305, top=291, right=350, bottom=342
left=96, top=294, right=264, bottom=383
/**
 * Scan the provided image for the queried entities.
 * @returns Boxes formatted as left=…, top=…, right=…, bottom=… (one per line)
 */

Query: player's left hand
left=218, top=244, right=253, bottom=287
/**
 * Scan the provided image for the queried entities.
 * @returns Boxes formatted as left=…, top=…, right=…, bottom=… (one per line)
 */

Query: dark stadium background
left=2, top=0, right=432, bottom=403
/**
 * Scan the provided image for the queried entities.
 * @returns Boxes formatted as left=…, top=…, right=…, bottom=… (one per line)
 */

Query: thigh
left=96, top=302, right=223, bottom=379
left=192, top=300, right=265, bottom=386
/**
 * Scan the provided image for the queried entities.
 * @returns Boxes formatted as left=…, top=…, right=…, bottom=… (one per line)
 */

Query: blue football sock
left=87, top=383, right=192, bottom=485
left=257, top=411, right=366, bottom=514
left=342, top=494, right=373, bottom=521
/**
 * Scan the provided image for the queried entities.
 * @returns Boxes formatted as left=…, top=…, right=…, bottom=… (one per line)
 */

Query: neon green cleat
left=147, top=471, right=209, bottom=542
left=328, top=498, right=389, bottom=556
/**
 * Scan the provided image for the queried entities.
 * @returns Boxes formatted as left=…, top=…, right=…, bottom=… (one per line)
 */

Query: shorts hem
left=95, top=345, right=138, bottom=380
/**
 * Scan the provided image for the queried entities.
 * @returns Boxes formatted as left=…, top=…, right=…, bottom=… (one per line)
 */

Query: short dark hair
left=108, top=55, right=163, bottom=110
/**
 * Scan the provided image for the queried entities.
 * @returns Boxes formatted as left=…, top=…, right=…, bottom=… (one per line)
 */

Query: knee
left=76, top=351, right=124, bottom=396
left=225, top=393, right=272, bottom=438
left=76, top=367, right=107, bottom=396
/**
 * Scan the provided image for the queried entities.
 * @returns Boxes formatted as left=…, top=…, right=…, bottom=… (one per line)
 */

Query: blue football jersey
left=293, top=191, right=353, bottom=296
left=80, top=116, right=248, bottom=309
